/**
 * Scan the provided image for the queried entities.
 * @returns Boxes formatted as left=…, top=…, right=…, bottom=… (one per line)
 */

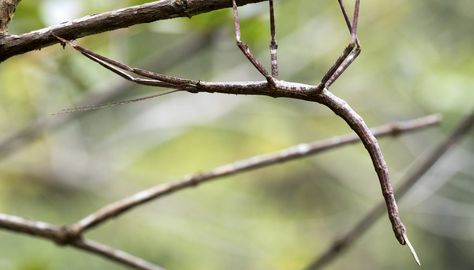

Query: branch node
left=388, top=123, right=403, bottom=136
left=174, top=0, right=192, bottom=19
left=53, top=33, right=67, bottom=49
left=188, top=173, right=204, bottom=187
left=55, top=225, right=82, bottom=246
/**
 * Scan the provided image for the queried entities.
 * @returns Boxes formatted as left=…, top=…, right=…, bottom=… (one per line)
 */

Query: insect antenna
left=52, top=90, right=181, bottom=115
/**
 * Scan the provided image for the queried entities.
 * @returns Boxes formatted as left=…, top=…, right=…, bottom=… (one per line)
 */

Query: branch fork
left=52, top=0, right=420, bottom=264
left=0, top=0, right=433, bottom=268
left=0, top=114, right=443, bottom=270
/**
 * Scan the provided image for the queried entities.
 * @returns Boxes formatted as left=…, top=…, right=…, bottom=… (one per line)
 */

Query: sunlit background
left=0, top=0, right=473, bottom=269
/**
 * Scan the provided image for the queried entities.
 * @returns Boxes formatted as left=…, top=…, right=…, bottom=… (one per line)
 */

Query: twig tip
left=403, top=233, right=421, bottom=266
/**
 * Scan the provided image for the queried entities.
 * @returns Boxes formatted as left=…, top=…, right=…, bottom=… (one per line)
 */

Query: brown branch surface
left=0, top=115, right=441, bottom=269
left=28, top=37, right=426, bottom=251
left=0, top=214, right=164, bottom=270
left=317, top=90, right=407, bottom=245
left=0, top=0, right=265, bottom=62
left=42, top=17, right=418, bottom=249
left=2, top=21, right=430, bottom=266
left=0, top=0, right=20, bottom=35
left=0, top=1, right=446, bottom=267
left=304, top=109, right=474, bottom=270
left=74, top=239, right=165, bottom=270
left=68, top=114, right=441, bottom=235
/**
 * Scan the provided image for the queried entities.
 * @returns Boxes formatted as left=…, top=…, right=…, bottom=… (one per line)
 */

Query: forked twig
left=0, top=116, right=440, bottom=270
left=0, top=0, right=449, bottom=268
left=231, top=0, right=273, bottom=84
left=0, top=214, right=164, bottom=270
left=51, top=0, right=421, bottom=262
left=304, top=109, right=474, bottom=270
left=320, top=0, right=361, bottom=87
left=65, top=116, right=440, bottom=244
left=16, top=0, right=430, bottom=266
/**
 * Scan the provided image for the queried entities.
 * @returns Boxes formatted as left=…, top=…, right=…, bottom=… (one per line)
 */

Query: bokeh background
left=0, top=0, right=473, bottom=269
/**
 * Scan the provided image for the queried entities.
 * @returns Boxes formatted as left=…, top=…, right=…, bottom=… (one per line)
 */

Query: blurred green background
left=0, top=0, right=473, bottom=269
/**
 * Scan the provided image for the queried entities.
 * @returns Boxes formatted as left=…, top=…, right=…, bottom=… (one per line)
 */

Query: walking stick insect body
left=54, top=0, right=420, bottom=265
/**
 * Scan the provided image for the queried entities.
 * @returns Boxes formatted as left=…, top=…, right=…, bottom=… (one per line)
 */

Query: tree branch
left=317, top=91, right=408, bottom=245
left=0, top=0, right=265, bottom=62
left=67, top=114, right=441, bottom=235
left=304, top=109, right=474, bottom=270
left=74, top=239, right=165, bottom=270
left=0, top=115, right=440, bottom=269
left=24, top=36, right=422, bottom=260
left=0, top=0, right=451, bottom=267
left=0, top=213, right=59, bottom=239
left=0, top=214, right=165, bottom=270
left=0, top=0, right=20, bottom=35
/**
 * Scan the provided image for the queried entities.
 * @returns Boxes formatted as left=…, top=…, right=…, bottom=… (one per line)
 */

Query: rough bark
left=0, top=0, right=265, bottom=62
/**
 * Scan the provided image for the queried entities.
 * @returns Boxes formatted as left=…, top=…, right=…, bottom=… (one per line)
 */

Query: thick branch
left=68, top=114, right=441, bottom=234
left=0, top=0, right=265, bottom=62
left=304, top=109, right=474, bottom=270
left=0, top=214, right=165, bottom=270
left=0, top=0, right=20, bottom=35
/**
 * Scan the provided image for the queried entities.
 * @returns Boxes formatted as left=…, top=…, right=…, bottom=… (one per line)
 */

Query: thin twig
left=0, top=1, right=439, bottom=266
left=304, top=109, right=474, bottom=270
left=0, top=0, right=265, bottom=62
left=0, top=213, right=60, bottom=239
left=231, top=0, right=273, bottom=83
left=73, top=239, right=165, bottom=270
left=317, top=90, right=410, bottom=246
left=269, top=0, right=278, bottom=77
left=68, top=114, right=441, bottom=235
left=53, top=30, right=417, bottom=259
left=0, top=214, right=165, bottom=270
left=337, top=0, right=352, bottom=33
left=320, top=0, right=360, bottom=88
left=0, top=115, right=440, bottom=269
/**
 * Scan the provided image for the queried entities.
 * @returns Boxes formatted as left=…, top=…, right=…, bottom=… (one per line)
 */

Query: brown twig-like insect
left=54, top=0, right=420, bottom=265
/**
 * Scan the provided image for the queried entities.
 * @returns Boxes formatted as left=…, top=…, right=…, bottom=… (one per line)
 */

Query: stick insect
left=54, top=0, right=420, bottom=265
